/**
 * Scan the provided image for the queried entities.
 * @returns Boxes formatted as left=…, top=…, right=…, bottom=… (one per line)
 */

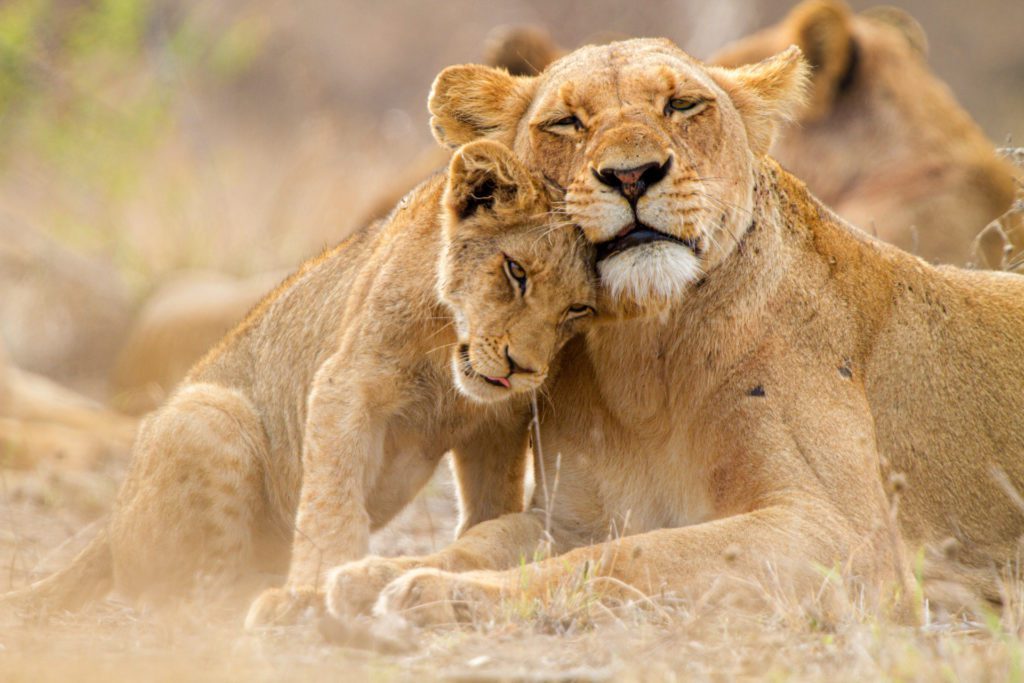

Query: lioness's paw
left=244, top=586, right=323, bottom=629
left=374, top=568, right=500, bottom=628
left=325, top=556, right=420, bottom=619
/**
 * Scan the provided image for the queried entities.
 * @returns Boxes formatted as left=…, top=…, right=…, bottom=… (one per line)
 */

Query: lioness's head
left=429, top=39, right=808, bottom=311
left=439, top=140, right=597, bottom=403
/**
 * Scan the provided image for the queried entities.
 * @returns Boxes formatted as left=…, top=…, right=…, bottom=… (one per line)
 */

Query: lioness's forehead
left=538, top=38, right=712, bottom=104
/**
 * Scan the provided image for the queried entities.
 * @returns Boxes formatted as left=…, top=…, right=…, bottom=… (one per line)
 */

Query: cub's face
left=438, top=140, right=597, bottom=404
left=429, top=38, right=809, bottom=312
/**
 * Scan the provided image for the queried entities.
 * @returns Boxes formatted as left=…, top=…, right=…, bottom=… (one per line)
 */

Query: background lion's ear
left=428, top=65, right=538, bottom=149
left=483, top=25, right=562, bottom=77
left=445, top=140, right=531, bottom=221
left=709, top=46, right=811, bottom=157
left=787, top=0, right=854, bottom=121
left=862, top=6, right=929, bottom=58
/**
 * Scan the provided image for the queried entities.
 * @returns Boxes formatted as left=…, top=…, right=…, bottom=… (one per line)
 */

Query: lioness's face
left=430, top=39, right=808, bottom=310
left=438, top=141, right=597, bottom=404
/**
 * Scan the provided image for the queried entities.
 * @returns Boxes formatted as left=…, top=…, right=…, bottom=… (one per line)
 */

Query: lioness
left=324, top=39, right=1024, bottom=626
left=711, top=0, right=1017, bottom=265
left=3, top=141, right=596, bottom=615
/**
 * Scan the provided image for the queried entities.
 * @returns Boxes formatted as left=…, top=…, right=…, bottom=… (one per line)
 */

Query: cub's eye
left=504, top=257, right=528, bottom=295
left=547, top=115, right=584, bottom=132
left=563, top=304, right=596, bottom=321
left=665, top=98, right=701, bottom=116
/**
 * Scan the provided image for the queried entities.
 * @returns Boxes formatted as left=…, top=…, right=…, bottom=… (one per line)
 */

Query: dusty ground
left=2, top=460, right=1024, bottom=682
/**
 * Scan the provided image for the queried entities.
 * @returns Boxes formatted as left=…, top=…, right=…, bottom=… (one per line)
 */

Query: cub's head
left=429, top=39, right=808, bottom=312
left=439, top=140, right=597, bottom=403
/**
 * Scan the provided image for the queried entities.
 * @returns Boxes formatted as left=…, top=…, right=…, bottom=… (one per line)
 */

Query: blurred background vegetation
left=2, top=0, right=1021, bottom=296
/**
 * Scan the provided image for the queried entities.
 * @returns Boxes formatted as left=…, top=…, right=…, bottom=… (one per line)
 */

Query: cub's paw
left=325, top=556, right=421, bottom=619
left=374, top=568, right=501, bottom=628
left=244, top=586, right=324, bottom=629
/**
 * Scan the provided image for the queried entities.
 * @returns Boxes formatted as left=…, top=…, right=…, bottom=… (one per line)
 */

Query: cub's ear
left=785, top=0, right=854, bottom=121
left=483, top=25, right=562, bottom=76
left=709, top=45, right=811, bottom=156
left=428, top=65, right=538, bottom=149
left=862, top=6, right=928, bottom=58
left=445, top=140, right=535, bottom=223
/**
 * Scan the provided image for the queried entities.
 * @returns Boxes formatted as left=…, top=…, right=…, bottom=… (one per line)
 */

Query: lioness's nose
left=594, top=157, right=672, bottom=203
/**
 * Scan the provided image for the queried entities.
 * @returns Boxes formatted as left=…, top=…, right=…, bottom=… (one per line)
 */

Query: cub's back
left=188, top=174, right=447, bottom=463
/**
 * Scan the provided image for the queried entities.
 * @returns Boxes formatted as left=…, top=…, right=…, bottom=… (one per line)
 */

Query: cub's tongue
left=486, top=376, right=511, bottom=388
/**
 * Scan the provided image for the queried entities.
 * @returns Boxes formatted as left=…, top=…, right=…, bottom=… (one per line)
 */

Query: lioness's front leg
left=246, top=357, right=396, bottom=628
left=377, top=498, right=912, bottom=627
left=325, top=415, right=533, bottom=618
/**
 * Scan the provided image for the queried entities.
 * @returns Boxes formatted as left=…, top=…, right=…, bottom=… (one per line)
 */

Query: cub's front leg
left=326, top=415, right=537, bottom=620
left=246, top=355, right=397, bottom=628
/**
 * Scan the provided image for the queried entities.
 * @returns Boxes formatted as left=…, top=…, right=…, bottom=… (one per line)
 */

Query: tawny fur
left=0, top=342, right=136, bottom=473
left=2, top=141, right=595, bottom=620
left=710, top=0, right=1018, bottom=265
left=325, top=39, right=1024, bottom=627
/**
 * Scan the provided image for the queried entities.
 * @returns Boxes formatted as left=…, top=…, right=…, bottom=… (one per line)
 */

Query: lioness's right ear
left=429, top=65, right=538, bottom=149
left=445, top=140, right=534, bottom=223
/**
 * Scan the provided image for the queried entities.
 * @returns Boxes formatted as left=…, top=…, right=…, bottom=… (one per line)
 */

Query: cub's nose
left=593, top=157, right=672, bottom=203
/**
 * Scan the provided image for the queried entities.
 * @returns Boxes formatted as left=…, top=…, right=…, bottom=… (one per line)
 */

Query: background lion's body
left=712, top=0, right=1018, bottom=265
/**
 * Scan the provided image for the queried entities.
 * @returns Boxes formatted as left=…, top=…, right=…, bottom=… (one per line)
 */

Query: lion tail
left=0, top=527, right=113, bottom=615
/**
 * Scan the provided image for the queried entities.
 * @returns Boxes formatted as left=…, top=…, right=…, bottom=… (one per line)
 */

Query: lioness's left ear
left=445, top=140, right=534, bottom=224
left=429, top=65, right=538, bottom=149
left=708, top=46, right=811, bottom=156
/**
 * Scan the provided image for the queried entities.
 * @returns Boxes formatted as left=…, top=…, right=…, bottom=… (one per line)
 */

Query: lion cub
left=4, top=140, right=595, bottom=622
left=245, top=140, right=596, bottom=624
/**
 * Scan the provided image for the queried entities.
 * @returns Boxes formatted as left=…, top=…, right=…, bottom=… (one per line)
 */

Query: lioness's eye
left=564, top=304, right=596, bottom=321
left=665, top=98, right=700, bottom=115
left=504, top=257, right=528, bottom=295
left=548, top=115, right=584, bottom=132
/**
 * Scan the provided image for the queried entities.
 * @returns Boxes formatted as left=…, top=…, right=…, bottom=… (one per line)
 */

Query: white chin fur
left=598, top=243, right=702, bottom=305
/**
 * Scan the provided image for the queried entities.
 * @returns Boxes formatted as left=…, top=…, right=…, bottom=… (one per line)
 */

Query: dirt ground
left=2, top=460, right=1024, bottom=682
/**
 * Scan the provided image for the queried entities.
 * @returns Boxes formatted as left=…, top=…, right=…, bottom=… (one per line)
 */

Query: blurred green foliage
left=0, top=0, right=267, bottom=280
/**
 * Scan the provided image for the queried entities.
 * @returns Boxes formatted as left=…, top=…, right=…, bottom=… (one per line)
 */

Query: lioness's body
left=326, top=39, right=1024, bottom=624
left=8, top=143, right=594, bottom=611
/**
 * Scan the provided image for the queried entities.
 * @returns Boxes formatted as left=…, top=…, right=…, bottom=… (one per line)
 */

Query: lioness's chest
left=543, top=391, right=714, bottom=536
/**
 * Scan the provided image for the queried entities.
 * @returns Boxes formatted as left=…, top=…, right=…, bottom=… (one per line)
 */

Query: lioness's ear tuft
left=787, top=0, right=854, bottom=121
left=429, top=65, right=538, bottom=149
left=445, top=140, right=534, bottom=224
left=709, top=45, right=811, bottom=156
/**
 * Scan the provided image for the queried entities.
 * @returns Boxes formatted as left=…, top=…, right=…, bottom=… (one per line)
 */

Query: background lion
left=710, top=0, right=1018, bottom=265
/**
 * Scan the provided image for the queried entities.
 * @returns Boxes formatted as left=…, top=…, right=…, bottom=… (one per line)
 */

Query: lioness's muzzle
left=595, top=224, right=699, bottom=262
